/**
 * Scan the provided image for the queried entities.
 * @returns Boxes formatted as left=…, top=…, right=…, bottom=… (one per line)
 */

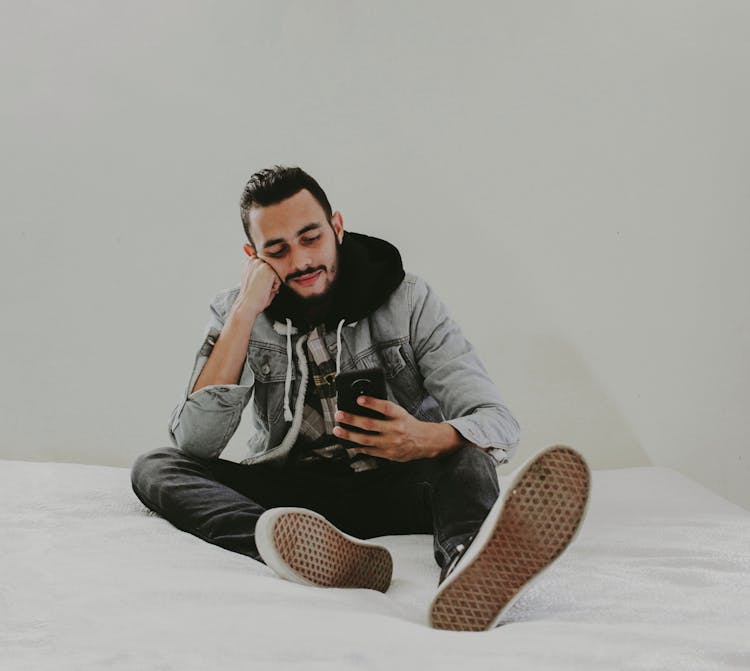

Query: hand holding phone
left=335, top=367, right=387, bottom=448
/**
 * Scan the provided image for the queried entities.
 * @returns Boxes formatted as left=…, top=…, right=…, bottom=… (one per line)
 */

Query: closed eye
left=267, top=235, right=321, bottom=258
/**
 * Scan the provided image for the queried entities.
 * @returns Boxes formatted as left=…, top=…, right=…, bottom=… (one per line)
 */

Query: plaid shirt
left=287, top=324, right=386, bottom=472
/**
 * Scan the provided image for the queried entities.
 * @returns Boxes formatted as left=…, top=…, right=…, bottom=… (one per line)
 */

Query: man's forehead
left=249, top=190, right=327, bottom=243
left=250, top=217, right=326, bottom=244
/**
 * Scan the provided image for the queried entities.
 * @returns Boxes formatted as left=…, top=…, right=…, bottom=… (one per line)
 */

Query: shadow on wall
left=491, top=330, right=652, bottom=475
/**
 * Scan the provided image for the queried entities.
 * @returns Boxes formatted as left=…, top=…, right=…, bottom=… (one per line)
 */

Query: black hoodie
left=264, top=230, right=406, bottom=332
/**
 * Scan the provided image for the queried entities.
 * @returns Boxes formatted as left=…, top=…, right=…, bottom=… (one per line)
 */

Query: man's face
left=247, top=189, right=344, bottom=301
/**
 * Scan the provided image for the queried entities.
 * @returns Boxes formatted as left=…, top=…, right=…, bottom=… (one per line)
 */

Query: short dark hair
left=239, top=165, right=333, bottom=245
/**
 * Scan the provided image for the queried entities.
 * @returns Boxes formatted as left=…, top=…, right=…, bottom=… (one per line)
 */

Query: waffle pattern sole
left=271, top=512, right=393, bottom=593
left=430, top=446, right=591, bottom=631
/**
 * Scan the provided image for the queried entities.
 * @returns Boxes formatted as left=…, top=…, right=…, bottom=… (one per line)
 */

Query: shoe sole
left=429, top=445, right=591, bottom=631
left=256, top=508, right=393, bottom=593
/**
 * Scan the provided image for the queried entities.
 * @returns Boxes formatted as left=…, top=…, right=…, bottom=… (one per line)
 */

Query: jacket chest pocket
left=247, top=347, right=295, bottom=425
left=354, top=342, right=424, bottom=415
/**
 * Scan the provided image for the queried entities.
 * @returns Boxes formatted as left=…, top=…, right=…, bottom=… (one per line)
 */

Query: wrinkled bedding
left=1, top=458, right=749, bottom=670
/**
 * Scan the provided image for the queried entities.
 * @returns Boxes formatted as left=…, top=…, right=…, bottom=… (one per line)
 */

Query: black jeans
left=130, top=445, right=500, bottom=570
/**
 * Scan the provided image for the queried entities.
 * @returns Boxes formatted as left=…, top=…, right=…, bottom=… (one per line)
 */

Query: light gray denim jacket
left=167, top=272, right=520, bottom=467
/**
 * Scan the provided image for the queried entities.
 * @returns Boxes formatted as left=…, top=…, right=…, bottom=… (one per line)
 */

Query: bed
left=2, top=457, right=749, bottom=670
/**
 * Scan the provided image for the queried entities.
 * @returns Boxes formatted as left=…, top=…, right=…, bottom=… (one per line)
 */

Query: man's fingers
left=333, top=425, right=384, bottom=448
left=334, top=411, right=384, bottom=433
left=356, top=395, right=399, bottom=417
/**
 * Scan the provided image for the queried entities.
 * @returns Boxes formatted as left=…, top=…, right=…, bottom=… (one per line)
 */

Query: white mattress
left=1, top=458, right=749, bottom=670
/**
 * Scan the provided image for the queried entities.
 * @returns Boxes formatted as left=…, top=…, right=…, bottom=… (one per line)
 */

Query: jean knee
left=443, top=445, right=499, bottom=485
left=130, top=447, right=184, bottom=497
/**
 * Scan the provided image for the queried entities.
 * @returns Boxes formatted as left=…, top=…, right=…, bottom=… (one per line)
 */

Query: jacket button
left=261, top=363, right=271, bottom=374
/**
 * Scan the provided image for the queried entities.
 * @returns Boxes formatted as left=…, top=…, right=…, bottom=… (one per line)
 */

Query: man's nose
left=290, top=244, right=313, bottom=274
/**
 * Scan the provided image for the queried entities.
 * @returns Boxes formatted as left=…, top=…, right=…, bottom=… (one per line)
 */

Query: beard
left=284, top=236, right=343, bottom=321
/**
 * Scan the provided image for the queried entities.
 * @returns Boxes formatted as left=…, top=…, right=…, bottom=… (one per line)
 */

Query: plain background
left=1, top=1, right=748, bottom=509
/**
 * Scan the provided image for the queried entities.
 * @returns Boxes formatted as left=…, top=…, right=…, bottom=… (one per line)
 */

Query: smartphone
left=335, top=367, right=387, bottom=448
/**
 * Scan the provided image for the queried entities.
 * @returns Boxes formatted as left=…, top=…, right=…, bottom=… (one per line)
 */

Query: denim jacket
left=167, top=272, right=520, bottom=467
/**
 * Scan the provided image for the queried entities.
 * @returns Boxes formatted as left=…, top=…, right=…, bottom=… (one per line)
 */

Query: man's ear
left=243, top=243, right=257, bottom=258
left=331, top=211, right=344, bottom=244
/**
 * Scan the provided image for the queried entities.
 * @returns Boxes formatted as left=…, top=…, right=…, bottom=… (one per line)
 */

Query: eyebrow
left=262, top=222, right=323, bottom=250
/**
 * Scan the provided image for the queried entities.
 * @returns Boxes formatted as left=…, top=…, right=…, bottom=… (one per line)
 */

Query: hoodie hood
left=264, top=230, right=405, bottom=332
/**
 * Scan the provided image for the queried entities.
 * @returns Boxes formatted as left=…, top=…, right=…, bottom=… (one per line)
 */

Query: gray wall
left=2, top=1, right=748, bottom=509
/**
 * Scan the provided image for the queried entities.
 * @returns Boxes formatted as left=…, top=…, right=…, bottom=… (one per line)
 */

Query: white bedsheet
left=1, top=458, right=749, bottom=670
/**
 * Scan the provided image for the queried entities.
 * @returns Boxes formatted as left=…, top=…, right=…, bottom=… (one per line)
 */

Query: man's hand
left=333, top=396, right=468, bottom=462
left=234, top=251, right=282, bottom=321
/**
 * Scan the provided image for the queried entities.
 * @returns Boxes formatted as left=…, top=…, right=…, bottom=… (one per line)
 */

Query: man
left=131, top=165, right=590, bottom=631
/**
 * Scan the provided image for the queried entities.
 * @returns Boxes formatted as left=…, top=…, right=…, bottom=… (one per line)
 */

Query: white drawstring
left=335, top=319, right=359, bottom=376
left=268, top=333, right=310, bottom=455
left=266, top=317, right=360, bottom=462
left=283, top=318, right=293, bottom=421
left=335, top=319, right=345, bottom=376
left=274, top=317, right=358, bottom=426
left=272, top=319, right=299, bottom=422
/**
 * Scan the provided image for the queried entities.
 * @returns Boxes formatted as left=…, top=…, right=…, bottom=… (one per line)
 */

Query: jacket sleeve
left=407, top=275, right=521, bottom=465
left=167, top=295, right=255, bottom=460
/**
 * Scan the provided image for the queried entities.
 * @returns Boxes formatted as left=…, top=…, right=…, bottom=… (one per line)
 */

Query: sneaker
left=255, top=507, right=393, bottom=593
left=429, top=445, right=591, bottom=631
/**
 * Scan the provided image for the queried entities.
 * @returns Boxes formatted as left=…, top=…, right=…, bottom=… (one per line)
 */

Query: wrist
left=420, top=421, right=467, bottom=458
left=229, top=300, right=260, bottom=325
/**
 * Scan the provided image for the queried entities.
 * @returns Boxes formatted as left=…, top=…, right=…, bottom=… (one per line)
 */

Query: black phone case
left=335, top=367, right=387, bottom=448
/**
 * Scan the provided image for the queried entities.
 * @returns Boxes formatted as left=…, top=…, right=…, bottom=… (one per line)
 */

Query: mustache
left=287, top=267, right=325, bottom=282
